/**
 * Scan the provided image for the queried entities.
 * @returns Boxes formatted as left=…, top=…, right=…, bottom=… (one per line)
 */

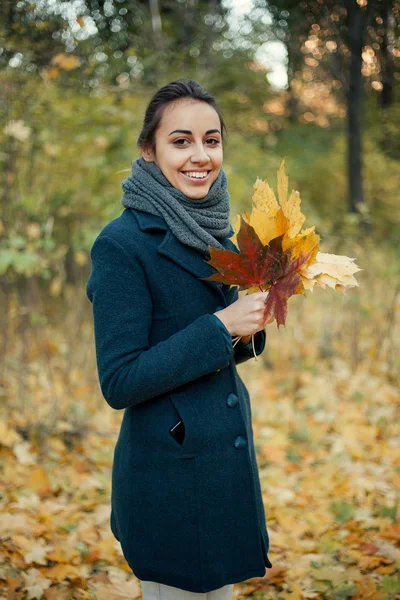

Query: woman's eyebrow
left=168, top=129, right=220, bottom=136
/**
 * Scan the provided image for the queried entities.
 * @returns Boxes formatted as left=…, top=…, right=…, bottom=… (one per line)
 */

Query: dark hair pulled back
left=137, top=78, right=227, bottom=155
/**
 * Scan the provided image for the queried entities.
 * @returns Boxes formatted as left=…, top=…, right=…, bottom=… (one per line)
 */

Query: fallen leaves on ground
left=238, top=357, right=400, bottom=600
left=1, top=353, right=399, bottom=600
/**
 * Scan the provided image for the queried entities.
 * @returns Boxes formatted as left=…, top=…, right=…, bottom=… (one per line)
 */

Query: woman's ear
left=140, top=145, right=155, bottom=162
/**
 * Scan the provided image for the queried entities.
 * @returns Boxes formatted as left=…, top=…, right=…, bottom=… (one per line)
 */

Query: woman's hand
left=213, top=290, right=269, bottom=337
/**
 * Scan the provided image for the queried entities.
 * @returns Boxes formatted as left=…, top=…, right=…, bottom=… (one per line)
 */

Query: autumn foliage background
left=1, top=1, right=400, bottom=599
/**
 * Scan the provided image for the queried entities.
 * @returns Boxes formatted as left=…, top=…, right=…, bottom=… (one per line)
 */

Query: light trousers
left=140, top=580, right=234, bottom=600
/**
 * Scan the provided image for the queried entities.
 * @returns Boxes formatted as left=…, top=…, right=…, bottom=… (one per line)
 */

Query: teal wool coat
left=86, top=208, right=273, bottom=593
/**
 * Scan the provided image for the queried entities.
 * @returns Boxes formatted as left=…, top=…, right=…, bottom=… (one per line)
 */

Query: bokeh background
left=1, top=1, right=399, bottom=599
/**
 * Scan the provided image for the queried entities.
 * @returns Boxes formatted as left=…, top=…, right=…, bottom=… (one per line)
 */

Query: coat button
left=234, top=435, right=247, bottom=449
left=226, top=393, right=238, bottom=407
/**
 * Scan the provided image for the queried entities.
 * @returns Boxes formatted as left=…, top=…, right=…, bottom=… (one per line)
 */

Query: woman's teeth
left=181, top=171, right=210, bottom=179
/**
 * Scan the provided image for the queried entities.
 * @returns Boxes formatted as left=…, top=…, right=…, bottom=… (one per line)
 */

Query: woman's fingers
left=215, top=289, right=271, bottom=336
left=247, top=290, right=269, bottom=310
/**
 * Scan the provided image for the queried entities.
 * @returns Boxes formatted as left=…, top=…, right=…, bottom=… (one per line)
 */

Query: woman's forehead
left=159, top=100, right=220, bottom=132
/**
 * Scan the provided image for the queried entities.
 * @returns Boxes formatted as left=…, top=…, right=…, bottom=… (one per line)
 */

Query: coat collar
left=134, top=210, right=168, bottom=232
left=134, top=209, right=236, bottom=303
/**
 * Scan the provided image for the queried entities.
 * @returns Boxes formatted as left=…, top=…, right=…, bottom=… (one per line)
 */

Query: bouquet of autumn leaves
left=202, top=160, right=361, bottom=355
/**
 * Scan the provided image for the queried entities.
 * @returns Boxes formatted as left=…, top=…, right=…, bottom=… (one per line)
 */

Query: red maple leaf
left=202, top=216, right=313, bottom=328
left=262, top=249, right=313, bottom=327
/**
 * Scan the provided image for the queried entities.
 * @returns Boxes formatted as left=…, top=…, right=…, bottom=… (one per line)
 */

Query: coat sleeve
left=234, top=330, right=266, bottom=364
left=86, top=234, right=235, bottom=410
left=221, top=284, right=266, bottom=365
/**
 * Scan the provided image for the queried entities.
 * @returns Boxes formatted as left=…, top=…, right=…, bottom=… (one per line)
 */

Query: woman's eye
left=173, top=138, right=220, bottom=146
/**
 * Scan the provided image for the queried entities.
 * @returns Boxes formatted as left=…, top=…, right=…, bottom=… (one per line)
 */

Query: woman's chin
left=176, top=182, right=209, bottom=199
left=184, top=188, right=209, bottom=199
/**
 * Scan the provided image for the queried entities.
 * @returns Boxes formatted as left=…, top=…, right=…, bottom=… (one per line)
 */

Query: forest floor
left=0, top=350, right=399, bottom=599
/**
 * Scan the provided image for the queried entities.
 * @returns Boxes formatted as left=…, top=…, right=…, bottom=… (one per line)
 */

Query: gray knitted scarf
left=120, top=157, right=231, bottom=257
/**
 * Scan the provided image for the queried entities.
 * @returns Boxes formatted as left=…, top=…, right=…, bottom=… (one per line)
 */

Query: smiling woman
left=86, top=79, right=272, bottom=600
left=141, top=100, right=224, bottom=198
left=119, top=84, right=232, bottom=257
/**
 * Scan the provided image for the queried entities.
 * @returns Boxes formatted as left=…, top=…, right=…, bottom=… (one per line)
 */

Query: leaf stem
left=232, top=336, right=242, bottom=348
left=252, top=333, right=258, bottom=361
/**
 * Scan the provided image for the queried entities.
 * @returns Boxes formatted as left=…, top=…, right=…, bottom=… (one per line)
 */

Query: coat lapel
left=134, top=209, right=237, bottom=304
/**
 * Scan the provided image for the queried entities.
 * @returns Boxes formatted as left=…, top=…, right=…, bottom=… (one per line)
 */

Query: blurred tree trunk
left=206, top=0, right=218, bottom=72
left=148, top=0, right=163, bottom=81
left=1, top=77, right=16, bottom=231
left=149, top=0, right=162, bottom=42
left=379, top=0, right=395, bottom=107
left=181, top=0, right=197, bottom=71
left=346, top=0, right=366, bottom=214
left=16, top=276, right=30, bottom=415
left=345, top=0, right=376, bottom=221
left=0, top=279, right=11, bottom=381
left=286, top=35, right=303, bottom=123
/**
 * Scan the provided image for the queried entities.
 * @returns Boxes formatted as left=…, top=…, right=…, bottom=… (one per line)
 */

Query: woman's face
left=141, top=99, right=223, bottom=199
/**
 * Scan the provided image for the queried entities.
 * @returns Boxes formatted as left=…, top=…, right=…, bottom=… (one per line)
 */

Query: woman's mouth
left=180, top=170, right=211, bottom=184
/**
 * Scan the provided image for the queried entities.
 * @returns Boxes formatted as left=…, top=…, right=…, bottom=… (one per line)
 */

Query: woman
left=86, top=79, right=273, bottom=600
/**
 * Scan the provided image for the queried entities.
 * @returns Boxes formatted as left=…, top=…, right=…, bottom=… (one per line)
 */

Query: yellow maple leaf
left=301, top=251, right=362, bottom=292
left=277, top=159, right=288, bottom=207
left=252, top=177, right=280, bottom=215
left=249, top=208, right=277, bottom=246
left=221, top=160, right=361, bottom=337
left=282, top=225, right=316, bottom=250
left=275, top=207, right=288, bottom=237
left=284, top=189, right=306, bottom=238
left=252, top=160, right=306, bottom=239
left=285, top=228, right=320, bottom=264
left=229, top=214, right=241, bottom=248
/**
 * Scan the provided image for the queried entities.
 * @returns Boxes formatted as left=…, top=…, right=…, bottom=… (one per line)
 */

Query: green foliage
left=374, top=499, right=399, bottom=523
left=1, top=70, right=399, bottom=290
left=1, top=0, right=399, bottom=296
left=286, top=446, right=301, bottom=463
left=0, top=247, right=42, bottom=275
left=272, top=122, right=400, bottom=246
left=379, top=574, right=400, bottom=596
left=0, top=71, right=147, bottom=281
left=330, top=499, right=357, bottom=523
left=289, top=426, right=312, bottom=443
left=332, top=584, right=358, bottom=599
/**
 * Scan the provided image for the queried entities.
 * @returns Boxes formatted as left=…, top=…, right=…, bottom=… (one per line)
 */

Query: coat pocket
left=166, top=394, right=186, bottom=447
left=169, top=417, right=186, bottom=446
left=167, top=388, right=201, bottom=458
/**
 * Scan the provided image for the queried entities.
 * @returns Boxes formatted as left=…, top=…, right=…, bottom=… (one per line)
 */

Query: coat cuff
left=211, top=311, right=266, bottom=364
left=234, top=329, right=266, bottom=364
left=209, top=313, right=235, bottom=358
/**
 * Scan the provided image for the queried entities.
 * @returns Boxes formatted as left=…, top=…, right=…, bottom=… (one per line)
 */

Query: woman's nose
left=190, top=143, right=210, bottom=163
